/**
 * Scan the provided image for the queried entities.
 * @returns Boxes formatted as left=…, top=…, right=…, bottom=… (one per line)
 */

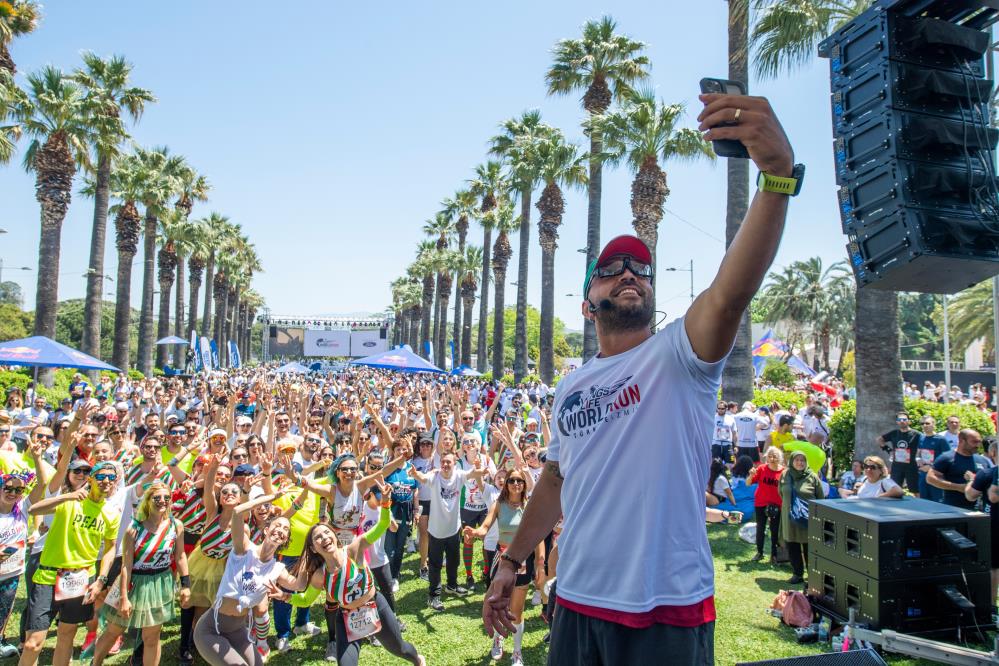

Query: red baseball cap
left=584, top=235, right=652, bottom=297
left=596, top=235, right=651, bottom=267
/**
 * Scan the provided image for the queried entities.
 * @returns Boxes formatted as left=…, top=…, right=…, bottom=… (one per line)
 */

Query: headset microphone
left=587, top=298, right=612, bottom=313
left=587, top=299, right=599, bottom=313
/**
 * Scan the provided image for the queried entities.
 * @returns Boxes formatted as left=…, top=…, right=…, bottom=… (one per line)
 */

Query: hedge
left=828, top=398, right=996, bottom=472
left=752, top=389, right=807, bottom=409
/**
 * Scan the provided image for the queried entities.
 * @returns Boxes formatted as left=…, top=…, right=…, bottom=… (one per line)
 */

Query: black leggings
left=334, top=592, right=420, bottom=666
left=754, top=506, right=780, bottom=557
left=370, top=562, right=395, bottom=611
left=788, top=541, right=809, bottom=578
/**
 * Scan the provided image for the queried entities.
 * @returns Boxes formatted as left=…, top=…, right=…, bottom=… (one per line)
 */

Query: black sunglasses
left=594, top=256, right=654, bottom=280
left=2, top=486, right=24, bottom=495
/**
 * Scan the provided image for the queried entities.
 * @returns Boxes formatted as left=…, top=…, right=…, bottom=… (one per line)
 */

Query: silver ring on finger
left=734, top=108, right=742, bottom=122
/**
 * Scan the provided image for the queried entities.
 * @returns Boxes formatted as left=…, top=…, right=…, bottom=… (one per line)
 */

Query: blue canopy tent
left=274, top=361, right=311, bottom=374
left=351, top=347, right=445, bottom=374
left=0, top=336, right=121, bottom=396
left=450, top=364, right=481, bottom=377
left=155, top=336, right=189, bottom=345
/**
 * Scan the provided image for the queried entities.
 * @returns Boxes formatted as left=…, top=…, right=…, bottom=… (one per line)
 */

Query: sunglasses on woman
left=92, top=473, right=117, bottom=482
left=2, top=486, right=24, bottom=495
left=507, top=479, right=526, bottom=486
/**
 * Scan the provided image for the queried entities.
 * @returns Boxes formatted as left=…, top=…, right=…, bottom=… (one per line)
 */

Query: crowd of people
left=0, top=368, right=569, bottom=666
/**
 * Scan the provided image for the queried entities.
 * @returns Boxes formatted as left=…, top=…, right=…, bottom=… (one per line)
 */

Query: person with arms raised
left=481, top=90, right=799, bottom=664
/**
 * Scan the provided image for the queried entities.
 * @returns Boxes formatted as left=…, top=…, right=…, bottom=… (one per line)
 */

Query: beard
left=595, top=291, right=654, bottom=333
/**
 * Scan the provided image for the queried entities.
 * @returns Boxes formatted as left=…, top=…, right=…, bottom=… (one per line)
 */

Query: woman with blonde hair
left=465, top=468, right=543, bottom=666
left=841, top=456, right=903, bottom=499
left=92, top=482, right=190, bottom=666
left=748, top=447, right=784, bottom=564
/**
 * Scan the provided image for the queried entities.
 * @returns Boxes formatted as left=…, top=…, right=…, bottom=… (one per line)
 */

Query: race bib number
left=0, top=540, right=25, bottom=577
left=342, top=601, right=381, bottom=641
left=54, top=568, right=89, bottom=602
left=104, top=577, right=123, bottom=610
left=918, top=450, right=935, bottom=465
left=713, top=427, right=730, bottom=443
left=894, top=449, right=911, bottom=464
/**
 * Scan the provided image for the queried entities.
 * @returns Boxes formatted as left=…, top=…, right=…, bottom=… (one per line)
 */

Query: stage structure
left=258, top=314, right=393, bottom=362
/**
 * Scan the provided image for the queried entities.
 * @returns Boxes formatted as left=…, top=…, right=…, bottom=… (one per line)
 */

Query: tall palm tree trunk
left=492, top=270, right=506, bottom=378
left=855, top=288, right=902, bottom=463
left=174, top=258, right=185, bottom=365
left=82, top=152, right=111, bottom=363
left=514, top=189, right=531, bottom=381
left=212, top=274, right=226, bottom=367
left=136, top=209, right=157, bottom=376
left=631, top=156, right=668, bottom=321
left=582, top=130, right=602, bottom=363
left=31, top=134, right=74, bottom=353
left=438, top=288, right=451, bottom=368
left=420, top=278, right=434, bottom=359
left=201, top=251, right=215, bottom=336
left=156, top=274, right=172, bottom=369
left=432, top=273, right=442, bottom=366
left=452, top=219, right=465, bottom=357
left=461, top=286, right=475, bottom=368
left=187, top=257, right=204, bottom=336
left=476, top=229, right=492, bottom=372
left=409, top=307, right=421, bottom=352
left=228, top=287, right=241, bottom=358
left=720, top=0, right=754, bottom=405
left=112, top=203, right=141, bottom=371
left=539, top=245, right=556, bottom=385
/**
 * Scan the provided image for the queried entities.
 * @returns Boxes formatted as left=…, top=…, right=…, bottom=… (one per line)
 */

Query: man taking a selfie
left=482, top=91, right=800, bottom=665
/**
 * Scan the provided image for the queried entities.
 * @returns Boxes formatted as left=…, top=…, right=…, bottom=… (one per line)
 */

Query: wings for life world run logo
left=556, top=376, right=642, bottom=438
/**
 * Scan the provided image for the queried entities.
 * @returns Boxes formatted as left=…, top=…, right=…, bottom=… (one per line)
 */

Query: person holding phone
left=482, top=87, right=798, bottom=665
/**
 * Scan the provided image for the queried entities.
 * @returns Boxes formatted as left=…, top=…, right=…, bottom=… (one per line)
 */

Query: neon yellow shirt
left=160, top=445, right=195, bottom=474
left=275, top=479, right=328, bottom=557
left=768, top=431, right=795, bottom=452
left=34, top=496, right=120, bottom=585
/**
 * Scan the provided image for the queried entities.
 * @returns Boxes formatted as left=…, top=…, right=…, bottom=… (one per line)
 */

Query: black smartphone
left=699, top=77, right=750, bottom=159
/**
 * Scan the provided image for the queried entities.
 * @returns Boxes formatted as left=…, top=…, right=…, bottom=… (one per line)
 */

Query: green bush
left=479, top=372, right=492, bottom=383
left=501, top=374, right=515, bottom=386
left=761, top=359, right=796, bottom=388
left=128, top=369, right=145, bottom=381
left=753, top=388, right=807, bottom=410
left=152, top=367, right=164, bottom=377
left=521, top=374, right=541, bottom=385
left=828, top=398, right=995, bottom=472
left=0, top=371, right=30, bottom=400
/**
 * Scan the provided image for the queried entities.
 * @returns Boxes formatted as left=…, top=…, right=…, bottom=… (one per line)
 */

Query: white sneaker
left=532, top=590, right=542, bottom=606
left=325, top=640, right=338, bottom=662
left=256, top=639, right=271, bottom=663
left=276, top=637, right=291, bottom=653
left=511, top=649, right=524, bottom=666
left=391, top=578, right=400, bottom=593
left=294, top=622, right=322, bottom=637
left=490, top=636, right=503, bottom=660
left=406, top=538, right=416, bottom=553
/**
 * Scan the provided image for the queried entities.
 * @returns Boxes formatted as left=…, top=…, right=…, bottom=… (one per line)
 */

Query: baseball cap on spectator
left=60, top=398, right=72, bottom=406
left=165, top=414, right=179, bottom=423
left=114, top=401, right=129, bottom=411
left=779, top=415, right=794, bottom=427
left=236, top=415, right=253, bottom=426
left=249, top=485, right=266, bottom=501
left=68, top=459, right=93, bottom=473
left=233, top=464, right=255, bottom=477
left=208, top=428, right=227, bottom=440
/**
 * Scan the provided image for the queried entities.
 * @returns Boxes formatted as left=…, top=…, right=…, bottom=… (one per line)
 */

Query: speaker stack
left=818, top=0, right=999, bottom=293
left=807, top=498, right=991, bottom=636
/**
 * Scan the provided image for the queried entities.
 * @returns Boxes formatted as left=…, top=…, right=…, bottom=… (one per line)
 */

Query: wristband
left=500, top=552, right=524, bottom=568
left=167, top=457, right=179, bottom=467
left=180, top=575, right=191, bottom=588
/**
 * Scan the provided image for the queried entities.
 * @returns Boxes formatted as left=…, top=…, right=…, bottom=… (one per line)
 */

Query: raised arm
left=686, top=95, right=794, bottom=362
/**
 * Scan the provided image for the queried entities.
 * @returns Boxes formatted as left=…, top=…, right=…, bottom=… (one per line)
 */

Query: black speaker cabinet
left=809, top=553, right=992, bottom=633
left=738, top=650, right=887, bottom=666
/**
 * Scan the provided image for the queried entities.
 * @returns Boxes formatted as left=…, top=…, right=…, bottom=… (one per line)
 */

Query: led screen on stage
left=269, top=327, right=304, bottom=357
left=350, top=329, right=388, bottom=357
left=304, top=329, right=350, bottom=357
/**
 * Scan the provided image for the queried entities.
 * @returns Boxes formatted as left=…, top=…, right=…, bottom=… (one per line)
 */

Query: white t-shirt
left=412, top=453, right=439, bottom=501
left=943, top=430, right=959, bottom=451
left=428, top=468, right=467, bottom=539
left=331, top=485, right=363, bottom=546
left=0, top=498, right=29, bottom=580
left=711, top=475, right=731, bottom=497
left=359, top=502, right=388, bottom=568
left=711, top=413, right=735, bottom=447
left=733, top=409, right=761, bottom=448
left=547, top=317, right=726, bottom=613
left=851, top=477, right=900, bottom=499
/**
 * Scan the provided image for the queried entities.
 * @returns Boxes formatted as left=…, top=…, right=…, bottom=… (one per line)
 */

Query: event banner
left=350, top=329, right=388, bottom=357
left=228, top=340, right=241, bottom=368
left=304, top=329, right=350, bottom=357
left=199, top=337, right=213, bottom=371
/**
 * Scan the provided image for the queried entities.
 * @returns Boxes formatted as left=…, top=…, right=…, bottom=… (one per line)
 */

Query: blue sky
left=1, top=1, right=845, bottom=334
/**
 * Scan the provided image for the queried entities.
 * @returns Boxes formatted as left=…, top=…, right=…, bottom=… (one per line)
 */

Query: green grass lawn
left=9, top=526, right=955, bottom=664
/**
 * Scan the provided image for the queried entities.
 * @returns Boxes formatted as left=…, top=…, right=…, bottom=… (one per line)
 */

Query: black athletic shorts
left=419, top=500, right=431, bottom=518
left=737, top=446, right=760, bottom=464
left=548, top=602, right=714, bottom=665
left=461, top=508, right=488, bottom=528
left=25, top=580, right=95, bottom=631
left=890, top=463, right=919, bottom=493
left=105, top=556, right=123, bottom=587
left=711, top=444, right=732, bottom=463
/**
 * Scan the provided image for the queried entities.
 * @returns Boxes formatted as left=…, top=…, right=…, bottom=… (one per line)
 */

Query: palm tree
left=490, top=110, right=556, bottom=381
left=0, top=0, right=39, bottom=74
left=459, top=246, right=483, bottom=367
left=546, top=15, right=651, bottom=362
left=226, top=237, right=261, bottom=363
left=413, top=242, right=437, bottom=359
left=945, top=281, right=995, bottom=365
left=200, top=212, right=231, bottom=337
left=240, top=289, right=265, bottom=361
left=489, top=203, right=518, bottom=378
left=172, top=167, right=209, bottom=348
left=442, top=189, right=478, bottom=359
left=390, top=276, right=411, bottom=347
left=534, top=132, right=588, bottom=384
left=12, top=67, right=92, bottom=349
left=133, top=146, right=186, bottom=375
left=749, top=0, right=892, bottom=461
left=424, top=212, right=455, bottom=367
left=107, top=154, right=144, bottom=370
left=0, top=70, right=24, bottom=164
left=593, top=88, right=714, bottom=302
left=720, top=0, right=756, bottom=405
left=469, top=161, right=507, bottom=371
left=185, top=217, right=210, bottom=337
left=155, top=209, right=185, bottom=368
left=436, top=249, right=461, bottom=368
left=73, top=52, right=155, bottom=363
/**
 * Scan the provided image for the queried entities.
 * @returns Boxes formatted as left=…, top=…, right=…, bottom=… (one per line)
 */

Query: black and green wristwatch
left=757, top=163, right=805, bottom=196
